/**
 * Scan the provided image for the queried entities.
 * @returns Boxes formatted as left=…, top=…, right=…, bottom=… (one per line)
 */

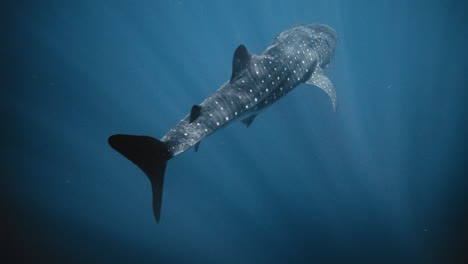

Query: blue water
left=2, top=0, right=467, bottom=263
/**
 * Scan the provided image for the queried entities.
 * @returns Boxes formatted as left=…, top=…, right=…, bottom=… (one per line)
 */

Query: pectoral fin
left=306, top=67, right=337, bottom=111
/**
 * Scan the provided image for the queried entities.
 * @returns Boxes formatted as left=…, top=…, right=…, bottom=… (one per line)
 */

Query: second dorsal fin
left=230, top=44, right=252, bottom=83
left=189, top=105, right=202, bottom=123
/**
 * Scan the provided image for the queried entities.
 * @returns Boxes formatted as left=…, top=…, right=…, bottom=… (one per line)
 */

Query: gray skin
left=161, top=24, right=337, bottom=157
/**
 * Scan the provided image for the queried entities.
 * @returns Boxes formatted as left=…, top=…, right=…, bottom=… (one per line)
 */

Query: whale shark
left=109, top=24, right=337, bottom=222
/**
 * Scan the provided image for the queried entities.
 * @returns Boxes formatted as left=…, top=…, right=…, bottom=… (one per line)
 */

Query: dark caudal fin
left=108, top=134, right=172, bottom=223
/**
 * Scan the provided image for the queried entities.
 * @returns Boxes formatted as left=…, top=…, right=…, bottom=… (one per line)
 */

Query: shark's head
left=311, top=24, right=337, bottom=49
left=322, top=24, right=337, bottom=40
left=311, top=24, right=337, bottom=39
left=305, top=24, right=337, bottom=67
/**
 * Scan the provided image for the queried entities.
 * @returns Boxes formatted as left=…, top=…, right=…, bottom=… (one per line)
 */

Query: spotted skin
left=161, top=24, right=337, bottom=156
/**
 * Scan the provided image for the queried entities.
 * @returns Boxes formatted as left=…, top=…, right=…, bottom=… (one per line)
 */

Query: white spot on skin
left=184, top=133, right=187, bottom=136
left=245, top=105, right=249, bottom=109
left=216, top=122, right=220, bottom=126
left=256, top=71, right=259, bottom=74
left=254, top=98, right=257, bottom=102
left=209, top=114, right=213, bottom=117
left=235, top=112, right=238, bottom=115
left=266, top=88, right=269, bottom=92
left=250, top=89, right=253, bottom=92
left=205, top=128, right=208, bottom=132
left=225, top=117, right=229, bottom=121
left=221, top=107, right=224, bottom=110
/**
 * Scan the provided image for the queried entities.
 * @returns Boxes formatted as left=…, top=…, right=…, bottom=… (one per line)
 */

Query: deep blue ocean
left=2, top=0, right=467, bottom=263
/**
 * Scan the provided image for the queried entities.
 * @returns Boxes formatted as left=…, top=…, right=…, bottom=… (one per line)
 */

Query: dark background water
left=2, top=0, right=467, bottom=263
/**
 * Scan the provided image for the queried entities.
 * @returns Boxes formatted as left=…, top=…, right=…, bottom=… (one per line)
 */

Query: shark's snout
left=324, top=25, right=337, bottom=38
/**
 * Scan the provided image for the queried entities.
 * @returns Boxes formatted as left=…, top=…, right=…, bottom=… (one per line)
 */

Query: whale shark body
left=109, top=24, right=338, bottom=222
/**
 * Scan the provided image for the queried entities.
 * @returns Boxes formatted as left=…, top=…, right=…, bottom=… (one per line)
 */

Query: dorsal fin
left=241, top=114, right=257, bottom=128
left=306, top=67, right=337, bottom=111
left=230, top=44, right=252, bottom=83
left=189, top=105, right=202, bottom=123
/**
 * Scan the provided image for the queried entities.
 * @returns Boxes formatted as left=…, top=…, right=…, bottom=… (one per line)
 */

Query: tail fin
left=108, top=134, right=172, bottom=223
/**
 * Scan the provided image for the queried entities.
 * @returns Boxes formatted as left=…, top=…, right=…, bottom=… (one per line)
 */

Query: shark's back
left=108, top=24, right=338, bottom=223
